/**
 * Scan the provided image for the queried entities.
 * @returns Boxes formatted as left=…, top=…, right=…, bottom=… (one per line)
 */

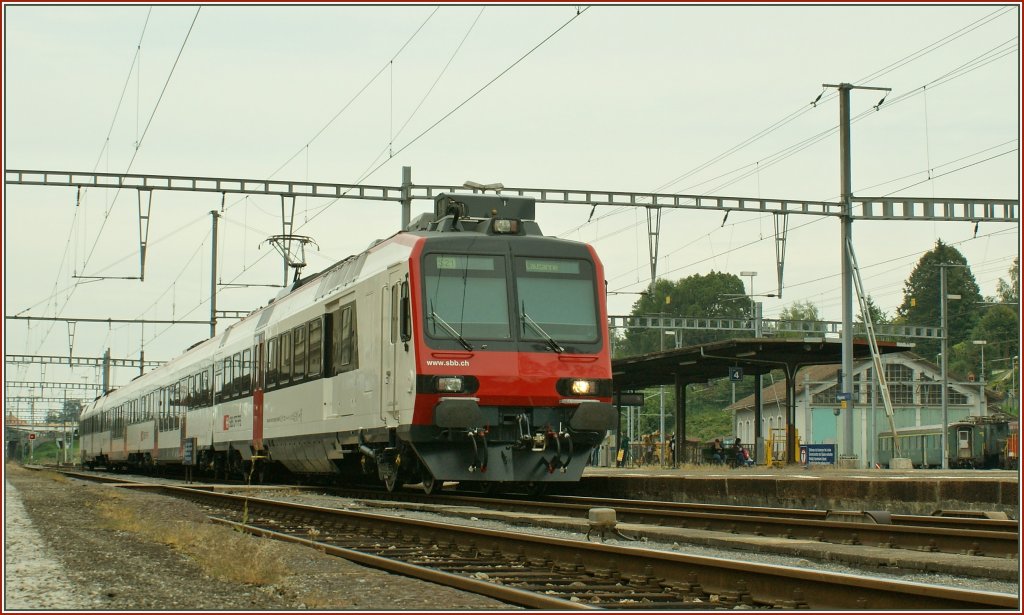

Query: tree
left=779, top=300, right=820, bottom=322
left=774, top=300, right=822, bottom=339
left=971, top=304, right=1019, bottom=374
left=617, top=272, right=748, bottom=357
left=856, top=295, right=890, bottom=325
left=995, top=257, right=1019, bottom=307
left=895, top=240, right=982, bottom=357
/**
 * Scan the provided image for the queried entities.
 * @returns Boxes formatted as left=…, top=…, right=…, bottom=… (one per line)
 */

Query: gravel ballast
left=3, top=465, right=1018, bottom=610
left=2, top=465, right=512, bottom=611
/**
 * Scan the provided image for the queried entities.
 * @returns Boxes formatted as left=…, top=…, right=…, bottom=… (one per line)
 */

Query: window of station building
left=813, top=383, right=839, bottom=406
left=293, top=324, right=307, bottom=381
left=308, top=318, right=322, bottom=377
left=885, top=364, right=914, bottom=404
left=947, top=387, right=968, bottom=405
left=281, top=331, right=292, bottom=384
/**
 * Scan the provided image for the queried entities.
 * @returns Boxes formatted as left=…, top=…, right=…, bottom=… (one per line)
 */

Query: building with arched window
left=725, top=352, right=999, bottom=467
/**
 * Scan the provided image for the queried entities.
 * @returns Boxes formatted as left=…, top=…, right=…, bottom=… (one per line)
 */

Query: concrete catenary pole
left=210, top=210, right=219, bottom=338
left=838, top=83, right=856, bottom=459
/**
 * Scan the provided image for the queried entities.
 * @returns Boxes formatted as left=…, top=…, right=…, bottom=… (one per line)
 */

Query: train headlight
left=570, top=379, right=595, bottom=395
left=556, top=378, right=612, bottom=397
left=492, top=219, right=519, bottom=234
left=436, top=376, right=465, bottom=393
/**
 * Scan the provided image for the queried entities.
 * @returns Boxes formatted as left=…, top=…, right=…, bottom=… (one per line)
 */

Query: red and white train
left=80, top=192, right=616, bottom=493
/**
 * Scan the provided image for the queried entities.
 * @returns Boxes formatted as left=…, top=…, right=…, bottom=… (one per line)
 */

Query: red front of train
left=397, top=194, right=616, bottom=488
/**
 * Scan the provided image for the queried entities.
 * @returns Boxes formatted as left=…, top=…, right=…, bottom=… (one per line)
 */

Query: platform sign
left=613, top=392, right=644, bottom=407
left=182, top=437, right=197, bottom=466
left=728, top=367, right=744, bottom=382
left=800, top=444, right=836, bottom=465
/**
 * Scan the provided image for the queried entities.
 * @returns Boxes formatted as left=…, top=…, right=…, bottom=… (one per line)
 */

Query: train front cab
left=400, top=223, right=616, bottom=491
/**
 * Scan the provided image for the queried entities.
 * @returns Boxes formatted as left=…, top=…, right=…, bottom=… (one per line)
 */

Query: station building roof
left=611, top=337, right=913, bottom=392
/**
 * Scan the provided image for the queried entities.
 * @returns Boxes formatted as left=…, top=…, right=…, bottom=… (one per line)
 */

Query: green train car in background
left=878, top=414, right=1017, bottom=469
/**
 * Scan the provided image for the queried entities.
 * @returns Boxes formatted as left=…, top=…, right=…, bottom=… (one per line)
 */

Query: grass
left=95, top=491, right=288, bottom=586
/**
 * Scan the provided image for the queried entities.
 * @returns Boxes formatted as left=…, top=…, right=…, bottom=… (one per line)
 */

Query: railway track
left=51, top=470, right=1018, bottom=610
left=52, top=468, right=1020, bottom=561
left=315, top=485, right=1020, bottom=560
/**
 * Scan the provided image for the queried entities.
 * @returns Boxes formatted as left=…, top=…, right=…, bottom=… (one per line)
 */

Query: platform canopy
left=612, top=337, right=913, bottom=390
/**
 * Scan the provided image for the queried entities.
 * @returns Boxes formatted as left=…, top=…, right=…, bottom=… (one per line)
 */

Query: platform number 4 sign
left=728, top=367, right=743, bottom=382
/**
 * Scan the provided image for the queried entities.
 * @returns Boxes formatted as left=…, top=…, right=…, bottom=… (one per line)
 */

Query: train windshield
left=515, top=257, right=598, bottom=343
left=423, top=254, right=511, bottom=340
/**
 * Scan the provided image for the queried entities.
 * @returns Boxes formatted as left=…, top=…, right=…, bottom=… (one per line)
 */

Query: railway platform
left=577, top=464, right=1020, bottom=518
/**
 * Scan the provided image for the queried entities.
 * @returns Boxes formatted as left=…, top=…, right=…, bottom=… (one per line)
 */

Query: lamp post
left=973, top=340, right=987, bottom=416
left=740, top=270, right=763, bottom=461
left=973, top=340, right=987, bottom=384
left=740, top=271, right=758, bottom=329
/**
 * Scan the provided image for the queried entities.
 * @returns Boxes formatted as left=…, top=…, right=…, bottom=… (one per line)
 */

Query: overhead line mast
left=824, top=81, right=891, bottom=464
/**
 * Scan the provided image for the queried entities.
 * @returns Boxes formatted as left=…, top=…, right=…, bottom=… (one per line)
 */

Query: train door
left=380, top=266, right=402, bottom=425
left=956, top=427, right=972, bottom=462
left=252, top=333, right=265, bottom=452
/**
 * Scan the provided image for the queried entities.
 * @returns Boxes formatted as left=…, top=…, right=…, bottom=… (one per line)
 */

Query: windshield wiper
left=521, top=309, right=564, bottom=354
left=429, top=310, right=473, bottom=351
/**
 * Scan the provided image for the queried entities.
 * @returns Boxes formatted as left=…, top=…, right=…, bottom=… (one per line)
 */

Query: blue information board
left=799, top=444, right=835, bottom=465
left=183, top=437, right=197, bottom=466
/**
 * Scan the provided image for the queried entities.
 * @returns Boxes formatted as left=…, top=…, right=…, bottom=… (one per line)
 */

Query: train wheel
left=421, top=472, right=441, bottom=495
left=383, top=471, right=399, bottom=493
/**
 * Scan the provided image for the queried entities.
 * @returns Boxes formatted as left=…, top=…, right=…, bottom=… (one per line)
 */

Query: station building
left=725, top=352, right=1002, bottom=466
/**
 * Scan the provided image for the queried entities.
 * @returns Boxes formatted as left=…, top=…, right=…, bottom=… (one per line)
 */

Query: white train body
left=80, top=193, right=615, bottom=491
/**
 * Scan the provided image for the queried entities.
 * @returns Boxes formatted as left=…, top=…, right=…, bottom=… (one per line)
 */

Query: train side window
left=202, top=369, right=211, bottom=406
left=266, top=337, right=278, bottom=389
left=391, top=283, right=400, bottom=344
left=233, top=353, right=243, bottom=395
left=224, top=358, right=234, bottom=398
left=400, top=280, right=411, bottom=343
left=214, top=361, right=224, bottom=401
left=293, top=324, right=307, bottom=381
left=281, top=331, right=292, bottom=383
left=241, top=349, right=252, bottom=394
left=177, top=378, right=187, bottom=412
left=331, top=303, right=358, bottom=374
left=308, top=318, right=322, bottom=378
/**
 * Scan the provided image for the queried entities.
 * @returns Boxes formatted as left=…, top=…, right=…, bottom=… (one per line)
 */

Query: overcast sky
left=3, top=3, right=1020, bottom=413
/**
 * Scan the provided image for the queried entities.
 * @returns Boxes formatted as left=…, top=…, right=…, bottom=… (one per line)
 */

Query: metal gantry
left=6, top=165, right=1019, bottom=467
left=5, top=354, right=165, bottom=369
left=608, top=315, right=941, bottom=341
left=6, top=169, right=1017, bottom=222
left=6, top=381, right=103, bottom=391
